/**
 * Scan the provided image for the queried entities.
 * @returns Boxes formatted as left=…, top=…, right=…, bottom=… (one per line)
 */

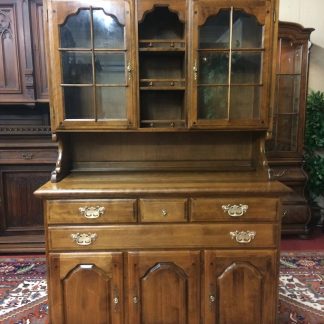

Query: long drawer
left=48, top=224, right=278, bottom=250
left=47, top=199, right=137, bottom=224
left=190, top=198, right=278, bottom=222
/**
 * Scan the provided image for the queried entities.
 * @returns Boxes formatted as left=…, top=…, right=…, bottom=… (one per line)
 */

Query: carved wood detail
left=0, top=9, right=12, bottom=39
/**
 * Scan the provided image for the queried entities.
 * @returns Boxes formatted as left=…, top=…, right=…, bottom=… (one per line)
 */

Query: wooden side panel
left=126, top=251, right=200, bottom=324
left=48, top=253, right=123, bottom=324
left=204, top=250, right=278, bottom=324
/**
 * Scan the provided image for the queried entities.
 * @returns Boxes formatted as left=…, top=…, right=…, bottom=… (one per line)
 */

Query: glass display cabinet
left=267, top=22, right=314, bottom=236
left=36, top=1, right=291, bottom=323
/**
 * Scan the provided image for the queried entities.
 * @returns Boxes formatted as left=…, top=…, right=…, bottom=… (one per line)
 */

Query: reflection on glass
left=230, top=86, right=260, bottom=119
left=96, top=87, right=126, bottom=119
left=232, top=11, right=263, bottom=48
left=64, top=87, right=94, bottom=119
left=279, top=43, right=302, bottom=74
left=276, top=75, right=300, bottom=114
left=199, top=10, right=230, bottom=49
left=199, top=53, right=229, bottom=84
left=95, top=53, right=125, bottom=84
left=60, top=9, right=91, bottom=48
left=198, top=86, right=228, bottom=119
left=93, top=10, right=125, bottom=49
left=62, top=52, right=93, bottom=84
left=231, top=52, right=262, bottom=84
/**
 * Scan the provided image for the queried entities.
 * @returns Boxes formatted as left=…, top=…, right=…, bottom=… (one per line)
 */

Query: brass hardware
left=127, top=62, right=132, bottom=81
left=149, top=81, right=153, bottom=86
left=230, top=230, right=256, bottom=244
left=282, top=209, right=288, bottom=218
left=209, top=295, right=216, bottom=303
left=170, top=42, right=174, bottom=47
left=161, top=209, right=168, bottom=217
left=170, top=81, right=174, bottom=86
left=193, top=60, right=198, bottom=80
left=133, top=296, right=139, bottom=304
left=148, top=42, right=153, bottom=47
left=22, top=152, right=34, bottom=160
left=222, top=204, right=248, bottom=217
left=113, top=297, right=119, bottom=304
left=71, top=233, right=97, bottom=246
left=170, top=122, right=175, bottom=128
left=79, top=206, right=105, bottom=219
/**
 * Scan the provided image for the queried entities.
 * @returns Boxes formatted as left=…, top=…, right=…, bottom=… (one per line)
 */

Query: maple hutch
left=35, top=0, right=290, bottom=323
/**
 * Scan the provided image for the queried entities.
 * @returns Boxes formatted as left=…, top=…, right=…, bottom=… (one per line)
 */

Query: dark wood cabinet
left=0, top=135, right=57, bottom=252
left=0, top=0, right=48, bottom=104
left=36, top=0, right=290, bottom=323
left=266, top=22, right=314, bottom=236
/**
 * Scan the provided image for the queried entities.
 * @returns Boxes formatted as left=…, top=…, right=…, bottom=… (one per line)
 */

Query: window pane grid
left=60, top=7, right=127, bottom=121
left=197, top=8, right=264, bottom=121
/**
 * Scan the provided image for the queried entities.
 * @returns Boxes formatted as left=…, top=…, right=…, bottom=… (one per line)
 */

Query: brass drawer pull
left=161, top=208, right=168, bottom=217
left=133, top=296, right=139, bottom=304
left=230, top=230, right=256, bottom=244
left=222, top=204, right=248, bottom=217
left=113, top=297, right=119, bottom=304
left=22, top=152, right=34, bottom=160
left=79, top=206, right=105, bottom=219
left=71, top=233, right=97, bottom=246
left=209, top=295, right=216, bottom=303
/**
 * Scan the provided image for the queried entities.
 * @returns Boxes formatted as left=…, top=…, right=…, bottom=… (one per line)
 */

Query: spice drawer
left=47, top=223, right=277, bottom=250
left=139, top=198, right=188, bottom=223
left=190, top=198, right=278, bottom=222
left=47, top=199, right=137, bottom=224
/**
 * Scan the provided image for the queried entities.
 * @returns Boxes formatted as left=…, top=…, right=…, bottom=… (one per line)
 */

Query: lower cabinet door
left=204, top=250, right=278, bottom=324
left=48, top=252, right=123, bottom=324
left=126, top=250, right=201, bottom=324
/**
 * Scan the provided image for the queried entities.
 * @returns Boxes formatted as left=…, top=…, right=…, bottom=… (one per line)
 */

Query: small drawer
left=47, top=199, right=137, bottom=224
left=0, top=149, right=57, bottom=164
left=139, top=199, right=187, bottom=223
left=281, top=205, right=309, bottom=224
left=48, top=224, right=277, bottom=251
left=190, top=198, right=278, bottom=222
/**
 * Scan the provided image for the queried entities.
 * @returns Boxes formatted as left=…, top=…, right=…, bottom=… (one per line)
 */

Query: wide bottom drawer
left=48, top=224, right=278, bottom=250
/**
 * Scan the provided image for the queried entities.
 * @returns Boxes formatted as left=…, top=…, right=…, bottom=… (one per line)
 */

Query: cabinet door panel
left=48, top=253, right=123, bottom=324
left=189, top=1, right=274, bottom=129
left=0, top=170, right=50, bottom=234
left=0, top=0, right=36, bottom=103
left=204, top=250, right=277, bottom=324
left=48, top=0, right=136, bottom=129
left=126, top=251, right=200, bottom=324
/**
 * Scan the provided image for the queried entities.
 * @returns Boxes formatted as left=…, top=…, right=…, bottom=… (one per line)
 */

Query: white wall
left=279, top=0, right=324, bottom=92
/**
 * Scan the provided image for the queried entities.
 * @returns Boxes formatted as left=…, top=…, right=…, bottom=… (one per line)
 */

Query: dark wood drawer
left=0, top=149, right=57, bottom=164
left=190, top=198, right=278, bottom=222
left=47, top=199, right=137, bottom=224
left=139, top=199, right=187, bottom=223
left=47, top=224, right=277, bottom=250
left=281, top=205, right=310, bottom=224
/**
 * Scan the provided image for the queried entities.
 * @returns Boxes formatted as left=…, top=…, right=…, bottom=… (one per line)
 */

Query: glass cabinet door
left=189, top=1, right=273, bottom=129
left=47, top=0, right=136, bottom=130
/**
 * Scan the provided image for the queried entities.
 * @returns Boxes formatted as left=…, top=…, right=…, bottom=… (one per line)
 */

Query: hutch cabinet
left=36, top=0, right=290, bottom=323
left=266, top=22, right=314, bottom=237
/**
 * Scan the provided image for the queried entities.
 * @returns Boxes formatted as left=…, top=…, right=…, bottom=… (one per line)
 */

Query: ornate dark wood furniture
left=35, top=0, right=290, bottom=323
left=0, top=0, right=57, bottom=252
left=267, top=22, right=314, bottom=237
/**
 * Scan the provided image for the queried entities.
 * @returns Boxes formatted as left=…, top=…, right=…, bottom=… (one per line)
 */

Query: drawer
left=47, top=199, right=137, bottom=224
left=190, top=198, right=278, bottom=222
left=139, top=199, right=187, bottom=223
left=0, top=149, right=57, bottom=164
left=48, top=224, right=278, bottom=250
left=281, top=205, right=310, bottom=224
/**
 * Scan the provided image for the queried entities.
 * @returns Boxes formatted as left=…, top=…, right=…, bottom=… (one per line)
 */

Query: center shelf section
left=138, top=6, right=186, bottom=129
